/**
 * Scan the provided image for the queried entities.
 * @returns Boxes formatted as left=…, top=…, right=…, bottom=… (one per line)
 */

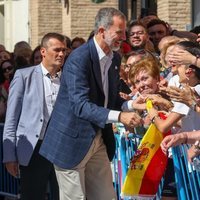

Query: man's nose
left=59, top=50, right=65, bottom=57
left=155, top=33, right=161, bottom=40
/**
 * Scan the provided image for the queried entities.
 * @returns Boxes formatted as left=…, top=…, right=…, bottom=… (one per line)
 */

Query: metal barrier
left=0, top=124, right=53, bottom=200
left=113, top=123, right=200, bottom=200
left=113, top=132, right=144, bottom=200
left=1, top=121, right=200, bottom=200
left=172, top=145, right=200, bottom=200
left=0, top=123, right=19, bottom=199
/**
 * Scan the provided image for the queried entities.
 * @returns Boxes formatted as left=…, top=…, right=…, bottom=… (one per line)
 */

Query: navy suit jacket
left=40, top=39, right=124, bottom=169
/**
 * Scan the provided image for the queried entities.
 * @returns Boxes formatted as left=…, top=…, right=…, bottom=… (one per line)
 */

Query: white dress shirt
left=93, top=37, right=120, bottom=123
left=40, top=64, right=61, bottom=139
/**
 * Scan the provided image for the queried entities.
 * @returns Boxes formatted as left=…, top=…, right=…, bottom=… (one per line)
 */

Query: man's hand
left=5, top=161, right=19, bottom=178
left=119, top=112, right=143, bottom=128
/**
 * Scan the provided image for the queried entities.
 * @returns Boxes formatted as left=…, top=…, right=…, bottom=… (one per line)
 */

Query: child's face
left=177, top=64, right=188, bottom=84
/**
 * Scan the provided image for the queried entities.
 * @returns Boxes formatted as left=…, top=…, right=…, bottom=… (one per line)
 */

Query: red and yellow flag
left=122, top=100, right=171, bottom=198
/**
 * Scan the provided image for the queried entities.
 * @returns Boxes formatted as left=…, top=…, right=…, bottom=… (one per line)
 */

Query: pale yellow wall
left=29, top=0, right=192, bottom=49
left=157, top=0, right=191, bottom=31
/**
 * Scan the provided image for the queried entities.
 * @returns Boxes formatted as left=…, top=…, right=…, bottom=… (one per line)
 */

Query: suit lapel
left=108, top=52, right=121, bottom=107
left=34, top=65, right=44, bottom=111
left=88, top=39, right=104, bottom=95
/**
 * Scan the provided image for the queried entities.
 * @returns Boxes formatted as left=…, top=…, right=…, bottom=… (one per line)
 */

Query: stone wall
left=30, top=0, right=62, bottom=48
left=62, top=0, right=118, bottom=41
left=29, top=0, right=192, bottom=48
left=157, top=0, right=191, bottom=31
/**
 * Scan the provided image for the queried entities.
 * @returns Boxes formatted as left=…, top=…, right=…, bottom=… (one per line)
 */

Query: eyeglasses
left=2, top=66, right=13, bottom=73
left=123, top=64, right=132, bottom=70
left=129, top=31, right=145, bottom=37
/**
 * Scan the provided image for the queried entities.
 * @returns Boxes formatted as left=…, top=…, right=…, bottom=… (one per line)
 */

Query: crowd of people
left=0, top=35, right=85, bottom=123
left=1, top=6, right=200, bottom=200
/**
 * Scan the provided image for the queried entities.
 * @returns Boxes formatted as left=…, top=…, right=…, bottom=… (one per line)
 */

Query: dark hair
left=14, top=41, right=31, bottom=54
left=190, top=25, right=200, bottom=35
left=0, top=50, right=12, bottom=60
left=30, top=45, right=41, bottom=65
left=147, top=19, right=168, bottom=30
left=0, top=59, right=15, bottom=84
left=64, top=35, right=71, bottom=49
left=71, top=37, right=85, bottom=46
left=177, top=41, right=200, bottom=57
left=140, top=10, right=157, bottom=19
left=177, top=41, right=200, bottom=79
left=41, top=32, right=66, bottom=48
left=127, top=20, right=147, bottom=37
left=87, top=30, right=95, bottom=41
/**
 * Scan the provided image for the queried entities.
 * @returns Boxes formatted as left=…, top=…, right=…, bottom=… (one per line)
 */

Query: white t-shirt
left=168, top=74, right=180, bottom=87
left=171, top=101, right=200, bottom=132
left=192, top=84, right=200, bottom=96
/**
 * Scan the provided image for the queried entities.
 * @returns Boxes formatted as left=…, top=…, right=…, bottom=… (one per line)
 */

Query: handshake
left=118, top=112, right=143, bottom=128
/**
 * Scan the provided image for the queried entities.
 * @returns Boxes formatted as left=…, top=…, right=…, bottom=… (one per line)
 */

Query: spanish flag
left=122, top=100, right=171, bottom=198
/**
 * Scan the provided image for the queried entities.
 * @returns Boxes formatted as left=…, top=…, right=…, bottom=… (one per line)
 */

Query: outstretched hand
left=160, top=85, right=195, bottom=107
left=119, top=112, right=143, bottom=128
left=160, top=133, right=187, bottom=155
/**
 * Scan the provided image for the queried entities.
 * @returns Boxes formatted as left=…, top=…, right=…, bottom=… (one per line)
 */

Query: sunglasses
left=2, top=66, right=13, bottom=73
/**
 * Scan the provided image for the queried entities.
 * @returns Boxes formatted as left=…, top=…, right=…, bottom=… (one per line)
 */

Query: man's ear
left=98, top=26, right=105, bottom=34
left=97, top=26, right=105, bottom=38
left=40, top=47, right=46, bottom=56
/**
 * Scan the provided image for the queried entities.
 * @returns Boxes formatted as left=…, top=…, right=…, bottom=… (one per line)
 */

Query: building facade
left=0, top=0, right=198, bottom=51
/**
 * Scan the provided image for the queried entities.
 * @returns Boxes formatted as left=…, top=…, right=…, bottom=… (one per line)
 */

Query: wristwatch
left=194, top=140, right=200, bottom=153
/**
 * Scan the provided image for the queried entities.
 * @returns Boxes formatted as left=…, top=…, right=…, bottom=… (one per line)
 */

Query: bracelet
left=151, top=115, right=158, bottom=123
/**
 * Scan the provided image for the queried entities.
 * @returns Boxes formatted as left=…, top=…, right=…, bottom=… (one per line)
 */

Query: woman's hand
left=187, top=145, right=200, bottom=163
left=132, top=95, right=146, bottom=110
left=161, top=133, right=187, bottom=155
left=145, top=94, right=173, bottom=110
left=168, top=50, right=195, bottom=66
left=160, top=85, right=196, bottom=108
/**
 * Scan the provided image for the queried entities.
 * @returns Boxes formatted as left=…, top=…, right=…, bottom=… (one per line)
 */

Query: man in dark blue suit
left=40, top=7, right=142, bottom=200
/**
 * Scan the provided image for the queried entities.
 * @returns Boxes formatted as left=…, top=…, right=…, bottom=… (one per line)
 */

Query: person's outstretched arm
left=161, top=131, right=200, bottom=154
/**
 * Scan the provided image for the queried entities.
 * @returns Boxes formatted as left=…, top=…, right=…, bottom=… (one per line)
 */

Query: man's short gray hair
left=94, top=7, right=126, bottom=34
